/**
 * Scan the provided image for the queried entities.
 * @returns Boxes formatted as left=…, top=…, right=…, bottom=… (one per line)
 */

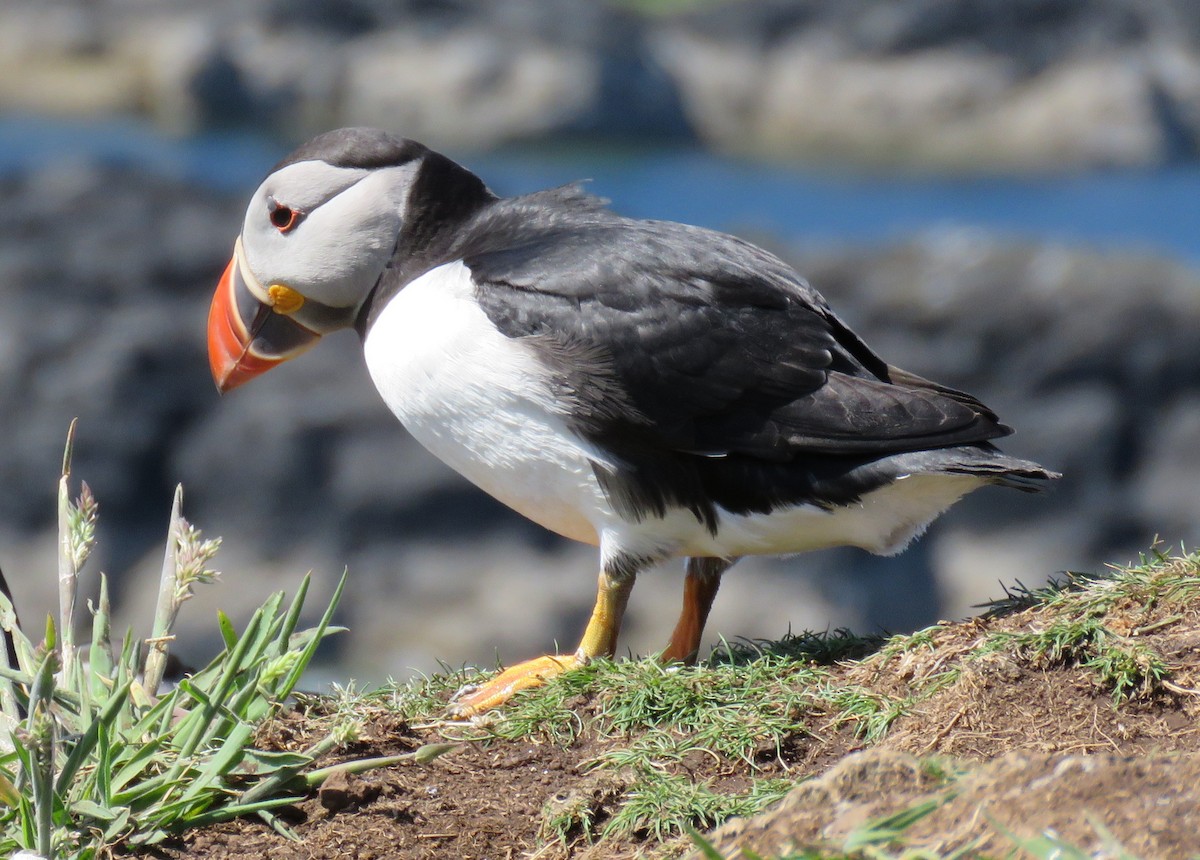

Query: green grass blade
left=113, top=627, right=137, bottom=735
left=173, top=608, right=265, bottom=761
left=101, top=806, right=132, bottom=843
left=224, top=669, right=273, bottom=725
left=58, top=420, right=80, bottom=684
left=236, top=749, right=313, bottom=775
left=301, top=747, right=453, bottom=787
left=256, top=808, right=302, bottom=841
left=55, top=679, right=133, bottom=795
left=277, top=569, right=347, bottom=701
left=216, top=611, right=237, bottom=652
left=71, top=799, right=121, bottom=820
left=110, top=742, right=173, bottom=799
left=842, top=796, right=948, bottom=851
left=96, top=720, right=112, bottom=807
left=272, top=573, right=311, bottom=659
left=144, top=484, right=185, bottom=697
left=139, top=687, right=185, bottom=739
left=26, top=644, right=57, bottom=732
left=17, top=792, right=34, bottom=849
left=181, top=624, right=278, bottom=756
left=686, top=827, right=726, bottom=860
left=89, top=574, right=114, bottom=700
left=24, top=660, right=56, bottom=859
left=110, top=770, right=178, bottom=808
left=66, top=645, right=91, bottom=737
left=177, top=721, right=254, bottom=805
left=175, top=795, right=302, bottom=829
left=235, top=733, right=340, bottom=807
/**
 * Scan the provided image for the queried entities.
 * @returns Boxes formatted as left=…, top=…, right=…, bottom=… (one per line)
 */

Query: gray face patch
left=239, top=159, right=422, bottom=315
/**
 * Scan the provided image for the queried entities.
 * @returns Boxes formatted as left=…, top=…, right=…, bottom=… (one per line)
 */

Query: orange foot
left=448, top=653, right=585, bottom=719
left=448, top=570, right=635, bottom=719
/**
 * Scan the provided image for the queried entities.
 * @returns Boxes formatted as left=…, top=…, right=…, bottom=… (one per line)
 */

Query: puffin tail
left=937, top=445, right=1061, bottom=493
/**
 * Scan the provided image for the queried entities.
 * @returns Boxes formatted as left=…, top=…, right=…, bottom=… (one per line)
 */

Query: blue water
left=2, top=116, right=1197, bottom=264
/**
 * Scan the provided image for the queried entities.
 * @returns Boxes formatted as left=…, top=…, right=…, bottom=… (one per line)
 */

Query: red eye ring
left=267, top=198, right=302, bottom=233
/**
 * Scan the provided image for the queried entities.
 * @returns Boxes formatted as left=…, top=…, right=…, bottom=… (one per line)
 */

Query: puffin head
left=207, top=127, right=491, bottom=392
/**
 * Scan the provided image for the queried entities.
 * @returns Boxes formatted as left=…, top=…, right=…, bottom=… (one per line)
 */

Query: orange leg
left=448, top=569, right=635, bottom=718
left=660, top=557, right=733, bottom=665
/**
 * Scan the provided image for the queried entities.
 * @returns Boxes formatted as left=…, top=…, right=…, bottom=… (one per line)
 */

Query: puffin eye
left=267, top=197, right=302, bottom=233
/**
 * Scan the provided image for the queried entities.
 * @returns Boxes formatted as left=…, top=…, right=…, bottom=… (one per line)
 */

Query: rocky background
left=5, top=0, right=1200, bottom=169
left=1, top=0, right=1199, bottom=682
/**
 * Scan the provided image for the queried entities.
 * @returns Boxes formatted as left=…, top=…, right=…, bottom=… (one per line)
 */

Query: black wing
left=463, top=199, right=1007, bottom=464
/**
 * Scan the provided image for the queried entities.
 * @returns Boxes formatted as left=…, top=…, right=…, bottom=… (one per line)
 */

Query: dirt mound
left=162, top=551, right=1200, bottom=859
left=705, top=749, right=1200, bottom=859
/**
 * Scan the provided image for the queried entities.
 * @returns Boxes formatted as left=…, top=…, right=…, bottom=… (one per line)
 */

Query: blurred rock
left=4, top=0, right=1200, bottom=167
left=657, top=42, right=1164, bottom=170
left=338, top=29, right=597, bottom=148
left=1, top=161, right=1198, bottom=683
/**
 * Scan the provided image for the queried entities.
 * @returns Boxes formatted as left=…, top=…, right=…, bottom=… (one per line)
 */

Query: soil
left=158, top=564, right=1200, bottom=860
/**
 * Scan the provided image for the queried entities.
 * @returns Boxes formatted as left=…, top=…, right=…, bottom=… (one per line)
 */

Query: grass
left=982, top=617, right=1171, bottom=702
left=381, top=544, right=1199, bottom=856
left=974, top=545, right=1198, bottom=703
left=401, top=654, right=827, bottom=847
left=815, top=684, right=908, bottom=743
left=980, top=543, right=1200, bottom=621
left=496, top=656, right=912, bottom=849
left=607, top=772, right=791, bottom=843
left=0, top=426, right=414, bottom=859
left=2, top=425, right=1195, bottom=858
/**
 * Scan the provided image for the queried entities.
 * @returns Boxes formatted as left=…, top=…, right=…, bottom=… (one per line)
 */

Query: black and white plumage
left=208, top=128, right=1057, bottom=715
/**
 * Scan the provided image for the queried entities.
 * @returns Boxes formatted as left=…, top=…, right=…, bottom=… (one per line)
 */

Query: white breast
left=362, top=261, right=611, bottom=545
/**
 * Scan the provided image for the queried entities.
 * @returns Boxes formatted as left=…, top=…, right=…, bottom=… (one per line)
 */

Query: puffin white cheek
left=283, top=211, right=400, bottom=307
left=308, top=163, right=418, bottom=299
left=295, top=240, right=392, bottom=307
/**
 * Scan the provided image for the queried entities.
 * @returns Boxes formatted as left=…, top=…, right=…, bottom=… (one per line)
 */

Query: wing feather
left=463, top=211, right=1007, bottom=462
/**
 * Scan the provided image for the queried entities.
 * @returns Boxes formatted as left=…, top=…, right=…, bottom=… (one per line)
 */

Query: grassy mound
left=3, top=430, right=1198, bottom=859
left=169, top=547, right=1200, bottom=860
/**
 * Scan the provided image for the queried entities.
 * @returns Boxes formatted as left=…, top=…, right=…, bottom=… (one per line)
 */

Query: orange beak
left=207, top=242, right=321, bottom=393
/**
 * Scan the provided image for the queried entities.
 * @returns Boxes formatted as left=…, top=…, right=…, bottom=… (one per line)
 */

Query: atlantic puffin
left=208, top=128, right=1057, bottom=717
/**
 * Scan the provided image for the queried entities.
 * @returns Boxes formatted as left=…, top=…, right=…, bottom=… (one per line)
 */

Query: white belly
left=362, top=261, right=611, bottom=545
left=363, top=261, right=985, bottom=561
left=702, top=472, right=982, bottom=557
